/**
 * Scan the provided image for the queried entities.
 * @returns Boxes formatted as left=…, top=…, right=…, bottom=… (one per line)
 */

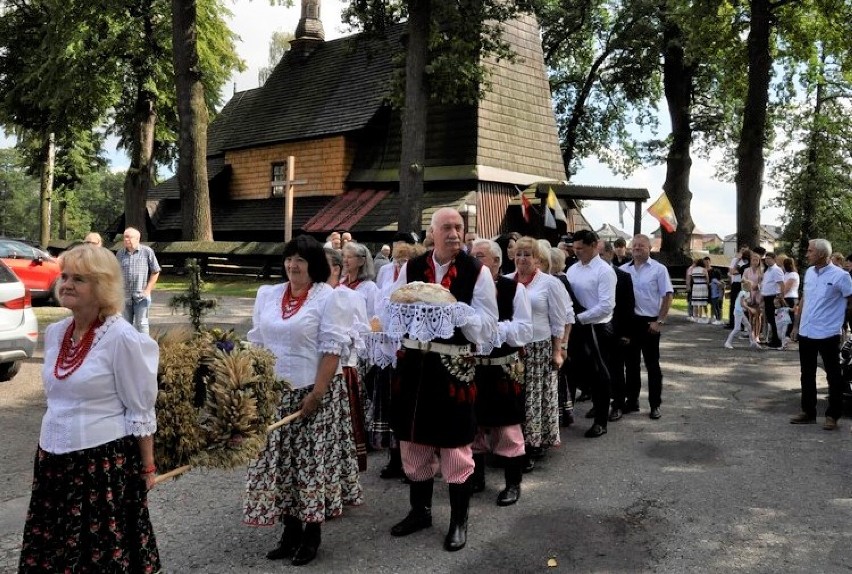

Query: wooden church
left=145, top=3, right=571, bottom=242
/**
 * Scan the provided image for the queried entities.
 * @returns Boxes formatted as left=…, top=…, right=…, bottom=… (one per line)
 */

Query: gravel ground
left=1, top=298, right=851, bottom=573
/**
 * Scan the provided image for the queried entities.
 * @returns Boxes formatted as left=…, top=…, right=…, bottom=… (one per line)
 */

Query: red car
left=0, top=239, right=61, bottom=303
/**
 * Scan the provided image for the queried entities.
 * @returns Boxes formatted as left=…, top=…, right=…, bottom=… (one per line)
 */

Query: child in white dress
left=773, top=296, right=793, bottom=350
left=724, top=279, right=761, bottom=350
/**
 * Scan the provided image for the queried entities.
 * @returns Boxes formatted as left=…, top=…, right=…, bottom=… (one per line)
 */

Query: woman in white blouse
left=341, top=242, right=380, bottom=318
left=19, top=245, right=161, bottom=573
left=507, top=236, right=571, bottom=471
left=244, top=236, right=362, bottom=567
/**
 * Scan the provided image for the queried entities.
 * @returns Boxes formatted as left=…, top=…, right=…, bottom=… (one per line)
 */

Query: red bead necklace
left=281, top=283, right=312, bottom=320
left=517, top=270, right=538, bottom=287
left=54, top=318, right=103, bottom=380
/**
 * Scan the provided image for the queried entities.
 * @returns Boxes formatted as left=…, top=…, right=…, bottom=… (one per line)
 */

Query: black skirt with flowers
left=18, top=436, right=161, bottom=574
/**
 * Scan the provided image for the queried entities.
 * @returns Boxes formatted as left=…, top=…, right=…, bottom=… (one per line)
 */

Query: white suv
left=0, top=259, right=38, bottom=381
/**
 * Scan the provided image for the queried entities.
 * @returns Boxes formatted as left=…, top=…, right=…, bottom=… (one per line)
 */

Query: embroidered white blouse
left=247, top=282, right=351, bottom=389
left=350, top=280, right=380, bottom=318
left=507, top=271, right=572, bottom=342
left=39, top=315, right=159, bottom=455
left=336, top=285, right=369, bottom=368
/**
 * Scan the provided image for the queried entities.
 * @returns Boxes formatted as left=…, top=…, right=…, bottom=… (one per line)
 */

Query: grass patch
left=158, top=273, right=267, bottom=298
left=34, top=306, right=71, bottom=326
left=672, top=294, right=731, bottom=317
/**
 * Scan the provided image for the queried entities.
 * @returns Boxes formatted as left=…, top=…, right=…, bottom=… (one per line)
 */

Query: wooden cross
left=271, top=156, right=307, bottom=242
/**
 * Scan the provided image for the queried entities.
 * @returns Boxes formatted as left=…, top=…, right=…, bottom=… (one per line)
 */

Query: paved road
left=1, top=302, right=851, bottom=573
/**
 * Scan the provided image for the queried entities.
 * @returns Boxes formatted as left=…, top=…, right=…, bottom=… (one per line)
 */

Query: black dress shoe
left=649, top=407, right=661, bottom=419
left=585, top=407, right=597, bottom=419
left=608, top=408, right=623, bottom=422
left=584, top=424, right=607, bottom=438
left=496, top=484, right=521, bottom=506
left=623, top=402, right=640, bottom=413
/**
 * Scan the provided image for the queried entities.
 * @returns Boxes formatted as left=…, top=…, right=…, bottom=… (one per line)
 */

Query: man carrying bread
left=387, top=207, right=498, bottom=552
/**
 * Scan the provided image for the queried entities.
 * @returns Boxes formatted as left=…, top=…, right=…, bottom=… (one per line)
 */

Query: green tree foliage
left=538, top=0, right=662, bottom=178
left=0, top=0, right=243, bottom=242
left=0, top=147, right=123, bottom=241
left=773, top=41, right=852, bottom=260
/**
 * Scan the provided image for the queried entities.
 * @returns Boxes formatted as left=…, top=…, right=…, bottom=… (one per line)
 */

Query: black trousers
left=727, top=282, right=742, bottom=327
left=763, top=296, right=782, bottom=346
left=625, top=316, right=663, bottom=408
left=798, top=335, right=844, bottom=420
left=570, top=322, right=613, bottom=427
left=608, top=339, right=628, bottom=410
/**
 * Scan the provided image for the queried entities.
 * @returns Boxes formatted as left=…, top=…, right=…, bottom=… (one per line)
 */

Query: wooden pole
left=284, top=155, right=295, bottom=243
left=153, top=410, right=303, bottom=484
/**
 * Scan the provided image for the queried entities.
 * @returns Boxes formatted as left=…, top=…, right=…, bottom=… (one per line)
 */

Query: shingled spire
left=290, top=0, right=324, bottom=55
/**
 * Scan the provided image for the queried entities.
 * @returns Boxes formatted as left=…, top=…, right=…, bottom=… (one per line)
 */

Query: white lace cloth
left=384, top=302, right=494, bottom=355
left=358, top=332, right=404, bottom=368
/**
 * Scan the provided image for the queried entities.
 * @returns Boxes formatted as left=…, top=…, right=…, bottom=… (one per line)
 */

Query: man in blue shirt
left=116, top=227, right=161, bottom=335
left=790, top=239, right=852, bottom=430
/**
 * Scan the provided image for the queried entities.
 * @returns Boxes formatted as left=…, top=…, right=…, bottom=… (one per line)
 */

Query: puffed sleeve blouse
left=247, top=282, right=351, bottom=389
left=39, top=315, right=159, bottom=455
left=506, top=271, right=570, bottom=342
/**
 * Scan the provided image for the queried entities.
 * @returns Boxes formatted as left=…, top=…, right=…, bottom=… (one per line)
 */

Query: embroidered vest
left=492, top=275, right=519, bottom=357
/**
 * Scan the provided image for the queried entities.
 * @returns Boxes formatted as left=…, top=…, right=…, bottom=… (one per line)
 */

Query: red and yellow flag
left=647, top=192, right=677, bottom=233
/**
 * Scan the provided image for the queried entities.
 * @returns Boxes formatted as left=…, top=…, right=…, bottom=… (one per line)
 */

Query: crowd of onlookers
left=683, top=245, right=852, bottom=350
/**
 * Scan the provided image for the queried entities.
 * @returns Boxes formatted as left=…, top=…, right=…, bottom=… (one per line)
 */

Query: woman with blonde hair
left=507, top=236, right=571, bottom=471
left=19, top=245, right=161, bottom=573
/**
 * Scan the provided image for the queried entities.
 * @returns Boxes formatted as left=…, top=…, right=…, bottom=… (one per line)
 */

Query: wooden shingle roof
left=213, top=28, right=402, bottom=152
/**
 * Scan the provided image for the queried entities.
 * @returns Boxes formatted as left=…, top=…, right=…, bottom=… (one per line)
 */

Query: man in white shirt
left=761, top=252, right=785, bottom=348
left=790, top=239, right=852, bottom=430
left=566, top=229, right=616, bottom=438
left=620, top=234, right=673, bottom=420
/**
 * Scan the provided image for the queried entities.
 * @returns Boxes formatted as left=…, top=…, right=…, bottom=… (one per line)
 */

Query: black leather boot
left=380, top=447, right=405, bottom=479
left=496, top=456, right=523, bottom=506
left=266, top=515, right=302, bottom=560
left=444, top=482, right=471, bottom=551
left=291, top=522, right=321, bottom=566
left=390, top=479, right=433, bottom=536
left=470, top=453, right=486, bottom=493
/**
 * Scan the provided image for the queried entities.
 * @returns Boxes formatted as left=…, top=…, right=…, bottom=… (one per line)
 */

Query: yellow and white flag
left=546, top=187, right=568, bottom=223
left=647, top=191, right=677, bottom=233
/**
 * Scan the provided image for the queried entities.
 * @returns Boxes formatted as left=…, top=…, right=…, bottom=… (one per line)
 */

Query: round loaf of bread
left=389, top=281, right=457, bottom=305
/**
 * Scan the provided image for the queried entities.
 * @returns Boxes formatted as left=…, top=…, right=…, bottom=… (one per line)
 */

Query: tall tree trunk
left=173, top=0, right=212, bottom=241
left=58, top=191, right=67, bottom=239
left=123, top=86, right=157, bottom=241
left=660, top=16, right=694, bottom=258
left=734, top=0, right=772, bottom=250
left=397, top=0, right=430, bottom=234
left=38, top=132, right=55, bottom=248
left=796, top=70, right=825, bottom=264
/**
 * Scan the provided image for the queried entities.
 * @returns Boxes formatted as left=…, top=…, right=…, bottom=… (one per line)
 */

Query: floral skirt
left=18, top=436, right=161, bottom=573
left=366, top=366, right=398, bottom=450
left=243, top=374, right=363, bottom=526
left=521, top=339, right=560, bottom=448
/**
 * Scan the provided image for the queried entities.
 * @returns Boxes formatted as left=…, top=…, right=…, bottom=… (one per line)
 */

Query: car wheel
left=51, top=279, right=61, bottom=305
left=0, top=361, right=21, bottom=382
